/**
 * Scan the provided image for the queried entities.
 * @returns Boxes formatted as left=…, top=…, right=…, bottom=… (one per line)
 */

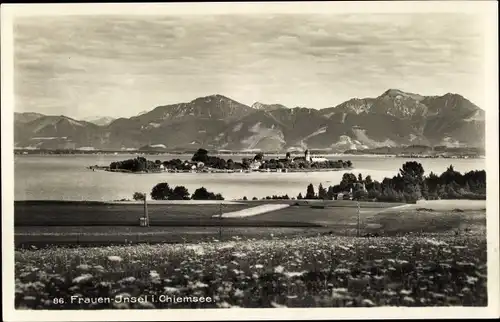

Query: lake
left=14, top=154, right=485, bottom=201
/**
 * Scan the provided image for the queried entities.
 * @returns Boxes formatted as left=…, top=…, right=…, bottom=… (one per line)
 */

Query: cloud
left=13, top=13, right=486, bottom=118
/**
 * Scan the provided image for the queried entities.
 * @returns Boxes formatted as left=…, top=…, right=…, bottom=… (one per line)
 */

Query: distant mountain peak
left=381, top=88, right=406, bottom=96
left=379, top=88, right=425, bottom=102
left=191, top=94, right=233, bottom=103
left=251, top=102, right=287, bottom=111
left=83, top=116, right=116, bottom=126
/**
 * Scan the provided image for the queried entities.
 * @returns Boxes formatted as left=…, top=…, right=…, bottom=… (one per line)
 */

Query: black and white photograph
left=2, top=1, right=499, bottom=321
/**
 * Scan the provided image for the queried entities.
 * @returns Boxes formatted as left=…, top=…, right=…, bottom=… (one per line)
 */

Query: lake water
left=14, top=154, right=485, bottom=201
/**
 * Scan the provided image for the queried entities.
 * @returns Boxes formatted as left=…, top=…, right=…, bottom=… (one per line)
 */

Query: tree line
left=132, top=162, right=485, bottom=203
left=294, top=162, right=486, bottom=202
left=238, top=162, right=486, bottom=203
left=134, top=183, right=224, bottom=201
left=110, top=149, right=353, bottom=172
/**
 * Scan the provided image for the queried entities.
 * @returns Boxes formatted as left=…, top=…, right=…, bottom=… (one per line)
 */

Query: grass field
left=14, top=200, right=486, bottom=246
left=15, top=226, right=329, bottom=248
left=13, top=199, right=487, bottom=308
left=14, top=202, right=248, bottom=226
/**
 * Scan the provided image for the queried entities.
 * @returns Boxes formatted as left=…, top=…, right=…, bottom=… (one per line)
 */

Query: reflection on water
left=14, top=154, right=485, bottom=201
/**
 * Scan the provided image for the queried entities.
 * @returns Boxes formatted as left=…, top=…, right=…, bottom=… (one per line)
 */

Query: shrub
left=132, top=192, right=146, bottom=201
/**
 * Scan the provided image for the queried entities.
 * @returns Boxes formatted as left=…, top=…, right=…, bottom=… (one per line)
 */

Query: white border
left=2, top=2, right=499, bottom=321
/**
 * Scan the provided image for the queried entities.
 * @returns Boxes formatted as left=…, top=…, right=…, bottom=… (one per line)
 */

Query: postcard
left=2, top=1, right=499, bottom=321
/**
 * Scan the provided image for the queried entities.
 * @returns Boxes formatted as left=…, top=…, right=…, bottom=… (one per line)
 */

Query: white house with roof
left=311, top=156, right=328, bottom=163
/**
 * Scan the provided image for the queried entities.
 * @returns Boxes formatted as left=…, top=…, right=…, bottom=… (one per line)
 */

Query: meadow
left=15, top=233, right=487, bottom=309
left=14, top=200, right=487, bottom=309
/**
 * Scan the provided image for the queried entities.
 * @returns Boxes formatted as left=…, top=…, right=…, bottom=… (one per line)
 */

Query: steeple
left=304, top=149, right=311, bottom=162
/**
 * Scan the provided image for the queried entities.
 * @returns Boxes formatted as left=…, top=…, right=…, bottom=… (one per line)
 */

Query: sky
left=14, top=13, right=486, bottom=119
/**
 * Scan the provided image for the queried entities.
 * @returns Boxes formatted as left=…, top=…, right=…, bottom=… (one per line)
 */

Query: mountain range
left=14, top=89, right=485, bottom=152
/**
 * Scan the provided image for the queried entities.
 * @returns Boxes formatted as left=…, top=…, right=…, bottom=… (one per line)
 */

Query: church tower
left=304, top=149, right=311, bottom=162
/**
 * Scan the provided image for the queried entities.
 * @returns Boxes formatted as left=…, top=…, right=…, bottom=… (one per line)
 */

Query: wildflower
left=271, top=301, right=287, bottom=308
left=466, top=275, right=478, bottom=285
left=72, top=274, right=93, bottom=284
left=118, top=276, right=136, bottom=284
left=362, top=299, right=375, bottom=307
left=93, top=265, right=105, bottom=272
left=193, top=281, right=208, bottom=288
left=219, top=243, right=234, bottom=250
left=254, top=264, right=264, bottom=269
left=76, top=264, right=90, bottom=271
left=332, top=288, right=348, bottom=293
left=218, top=301, right=231, bottom=308
left=113, top=302, right=130, bottom=309
left=430, top=292, right=446, bottom=299
left=284, top=271, right=307, bottom=278
left=107, top=256, right=122, bottom=263
left=234, top=288, right=245, bottom=298
left=400, top=289, right=412, bottom=295
left=274, top=266, right=285, bottom=274
left=232, top=252, right=246, bottom=258
left=137, top=301, right=156, bottom=309
left=164, top=286, right=180, bottom=293
left=403, top=296, right=415, bottom=304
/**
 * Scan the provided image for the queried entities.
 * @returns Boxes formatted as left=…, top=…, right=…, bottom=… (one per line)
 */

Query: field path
left=216, top=204, right=291, bottom=218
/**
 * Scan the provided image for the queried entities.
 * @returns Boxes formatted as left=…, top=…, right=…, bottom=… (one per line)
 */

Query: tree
left=171, top=186, right=190, bottom=200
left=305, top=183, right=316, bottom=199
left=151, top=182, right=173, bottom=200
left=399, top=161, right=425, bottom=185
left=437, top=184, right=446, bottom=199
left=254, top=152, right=264, bottom=161
left=215, top=158, right=226, bottom=169
left=243, top=196, right=248, bottom=200
left=340, top=173, right=357, bottom=191
left=421, top=180, right=429, bottom=200
left=191, top=187, right=211, bottom=200
left=192, top=148, right=209, bottom=163
left=133, top=192, right=146, bottom=201
left=252, top=197, right=258, bottom=200
left=367, top=189, right=381, bottom=200
left=365, top=175, right=373, bottom=186
left=346, top=160, right=352, bottom=168
left=297, top=192, right=303, bottom=200
left=242, top=158, right=251, bottom=169
left=191, top=187, right=224, bottom=200
left=357, top=173, right=363, bottom=183
left=318, top=183, right=327, bottom=200
left=226, top=159, right=235, bottom=170
left=326, top=186, right=335, bottom=200
left=353, top=189, right=368, bottom=201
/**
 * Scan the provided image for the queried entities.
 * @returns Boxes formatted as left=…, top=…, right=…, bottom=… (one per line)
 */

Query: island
left=92, top=149, right=354, bottom=174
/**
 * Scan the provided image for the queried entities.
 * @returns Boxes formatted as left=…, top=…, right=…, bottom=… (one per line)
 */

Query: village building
left=250, top=160, right=262, bottom=170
